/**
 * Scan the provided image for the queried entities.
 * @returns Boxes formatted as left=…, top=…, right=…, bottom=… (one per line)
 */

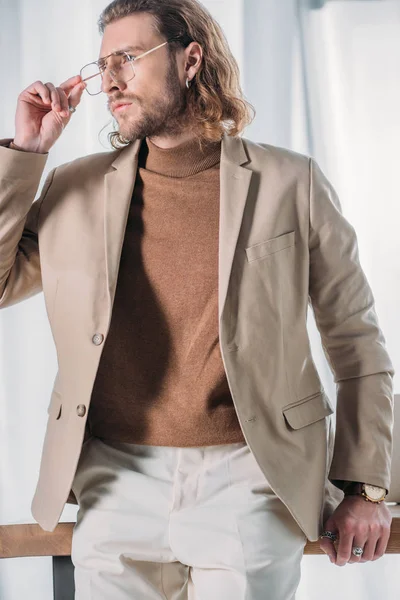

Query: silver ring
left=320, top=530, right=338, bottom=542
left=352, top=546, right=364, bottom=557
left=68, top=105, right=76, bottom=114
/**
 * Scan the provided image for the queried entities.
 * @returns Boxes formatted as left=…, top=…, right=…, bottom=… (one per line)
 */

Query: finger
left=67, top=81, right=87, bottom=110
left=359, top=536, right=379, bottom=562
left=348, top=537, right=367, bottom=564
left=45, top=82, right=61, bottom=112
left=59, top=74, right=85, bottom=94
left=319, top=538, right=337, bottom=563
left=25, top=81, right=52, bottom=105
left=57, top=88, right=71, bottom=117
left=372, top=531, right=390, bottom=561
left=335, top=533, right=354, bottom=566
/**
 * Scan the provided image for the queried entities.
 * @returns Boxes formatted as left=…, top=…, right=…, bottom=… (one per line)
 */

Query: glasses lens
left=81, top=54, right=135, bottom=95
left=81, top=62, right=102, bottom=95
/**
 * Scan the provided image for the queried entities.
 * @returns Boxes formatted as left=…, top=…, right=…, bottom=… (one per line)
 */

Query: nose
left=101, top=70, right=128, bottom=95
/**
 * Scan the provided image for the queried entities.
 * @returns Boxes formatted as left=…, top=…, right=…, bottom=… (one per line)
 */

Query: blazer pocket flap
left=47, top=389, right=62, bottom=420
left=282, top=392, right=334, bottom=430
left=246, top=231, right=295, bottom=262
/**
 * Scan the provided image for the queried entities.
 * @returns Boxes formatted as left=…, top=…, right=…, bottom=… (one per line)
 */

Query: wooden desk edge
left=1, top=506, right=400, bottom=559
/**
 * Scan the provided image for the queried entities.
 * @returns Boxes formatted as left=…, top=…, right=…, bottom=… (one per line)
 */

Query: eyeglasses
left=80, top=40, right=171, bottom=96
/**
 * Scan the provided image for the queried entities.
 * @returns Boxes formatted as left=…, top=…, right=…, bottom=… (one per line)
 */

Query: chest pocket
left=245, top=231, right=295, bottom=262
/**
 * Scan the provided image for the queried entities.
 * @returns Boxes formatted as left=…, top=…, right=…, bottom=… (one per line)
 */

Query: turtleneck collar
left=138, top=135, right=222, bottom=178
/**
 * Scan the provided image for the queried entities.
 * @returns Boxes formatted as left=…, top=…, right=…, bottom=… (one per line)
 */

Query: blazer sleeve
left=0, top=139, right=54, bottom=309
left=307, top=157, right=395, bottom=494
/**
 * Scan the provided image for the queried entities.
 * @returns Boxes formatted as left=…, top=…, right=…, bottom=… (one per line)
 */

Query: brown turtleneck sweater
left=88, top=135, right=245, bottom=447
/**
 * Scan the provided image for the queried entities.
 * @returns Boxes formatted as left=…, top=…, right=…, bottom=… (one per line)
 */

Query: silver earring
left=186, top=78, right=190, bottom=89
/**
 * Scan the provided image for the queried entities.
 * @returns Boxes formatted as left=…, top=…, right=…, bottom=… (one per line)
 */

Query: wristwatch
left=344, top=482, right=387, bottom=503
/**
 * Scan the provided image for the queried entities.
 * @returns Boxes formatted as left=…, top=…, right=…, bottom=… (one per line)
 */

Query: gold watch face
left=363, top=484, right=386, bottom=501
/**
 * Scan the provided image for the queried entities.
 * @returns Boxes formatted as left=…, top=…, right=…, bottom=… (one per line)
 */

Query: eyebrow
left=98, top=45, right=146, bottom=62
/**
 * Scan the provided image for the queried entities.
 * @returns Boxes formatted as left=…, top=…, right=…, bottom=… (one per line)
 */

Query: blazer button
left=92, top=333, right=104, bottom=346
left=76, top=404, right=86, bottom=417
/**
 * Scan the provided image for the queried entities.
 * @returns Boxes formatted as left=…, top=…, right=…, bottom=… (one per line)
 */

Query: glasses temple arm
left=81, top=72, right=101, bottom=83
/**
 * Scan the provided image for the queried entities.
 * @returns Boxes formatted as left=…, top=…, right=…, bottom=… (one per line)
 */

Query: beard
left=112, top=56, right=192, bottom=142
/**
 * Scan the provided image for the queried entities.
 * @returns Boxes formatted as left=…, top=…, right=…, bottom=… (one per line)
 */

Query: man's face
left=99, top=13, right=190, bottom=140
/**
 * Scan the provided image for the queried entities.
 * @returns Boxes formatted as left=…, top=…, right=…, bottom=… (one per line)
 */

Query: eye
left=125, top=54, right=136, bottom=62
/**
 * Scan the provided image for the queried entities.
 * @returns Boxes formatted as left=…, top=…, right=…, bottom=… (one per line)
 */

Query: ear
left=184, top=42, right=203, bottom=78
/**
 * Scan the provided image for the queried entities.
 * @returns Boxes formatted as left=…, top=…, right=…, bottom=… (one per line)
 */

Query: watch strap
left=343, top=482, right=363, bottom=495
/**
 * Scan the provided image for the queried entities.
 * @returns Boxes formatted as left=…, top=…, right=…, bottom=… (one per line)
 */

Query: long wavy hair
left=97, top=0, right=255, bottom=149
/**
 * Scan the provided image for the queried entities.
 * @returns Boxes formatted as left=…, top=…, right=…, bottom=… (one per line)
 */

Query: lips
left=112, top=102, right=132, bottom=111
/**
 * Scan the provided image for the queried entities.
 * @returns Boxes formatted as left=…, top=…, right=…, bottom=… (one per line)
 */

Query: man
left=0, top=0, right=394, bottom=598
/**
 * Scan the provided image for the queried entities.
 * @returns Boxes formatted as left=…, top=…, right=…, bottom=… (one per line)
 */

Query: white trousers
left=71, top=437, right=307, bottom=600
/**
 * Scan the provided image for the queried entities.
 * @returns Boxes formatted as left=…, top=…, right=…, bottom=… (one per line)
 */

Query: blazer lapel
left=103, top=138, right=142, bottom=311
left=218, top=134, right=252, bottom=321
left=102, top=133, right=252, bottom=322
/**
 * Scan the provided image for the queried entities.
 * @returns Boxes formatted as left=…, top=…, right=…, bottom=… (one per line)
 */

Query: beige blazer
left=0, top=134, right=394, bottom=542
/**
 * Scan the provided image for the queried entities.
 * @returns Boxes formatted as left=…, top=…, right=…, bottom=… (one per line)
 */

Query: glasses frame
left=80, top=40, right=171, bottom=96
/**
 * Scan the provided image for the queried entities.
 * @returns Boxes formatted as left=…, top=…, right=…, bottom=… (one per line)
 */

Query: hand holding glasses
left=9, top=39, right=180, bottom=154
left=11, top=76, right=87, bottom=154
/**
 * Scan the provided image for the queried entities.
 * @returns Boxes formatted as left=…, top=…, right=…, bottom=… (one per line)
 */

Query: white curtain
left=292, top=1, right=400, bottom=597
left=244, top=1, right=399, bottom=595
left=0, top=1, right=399, bottom=598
